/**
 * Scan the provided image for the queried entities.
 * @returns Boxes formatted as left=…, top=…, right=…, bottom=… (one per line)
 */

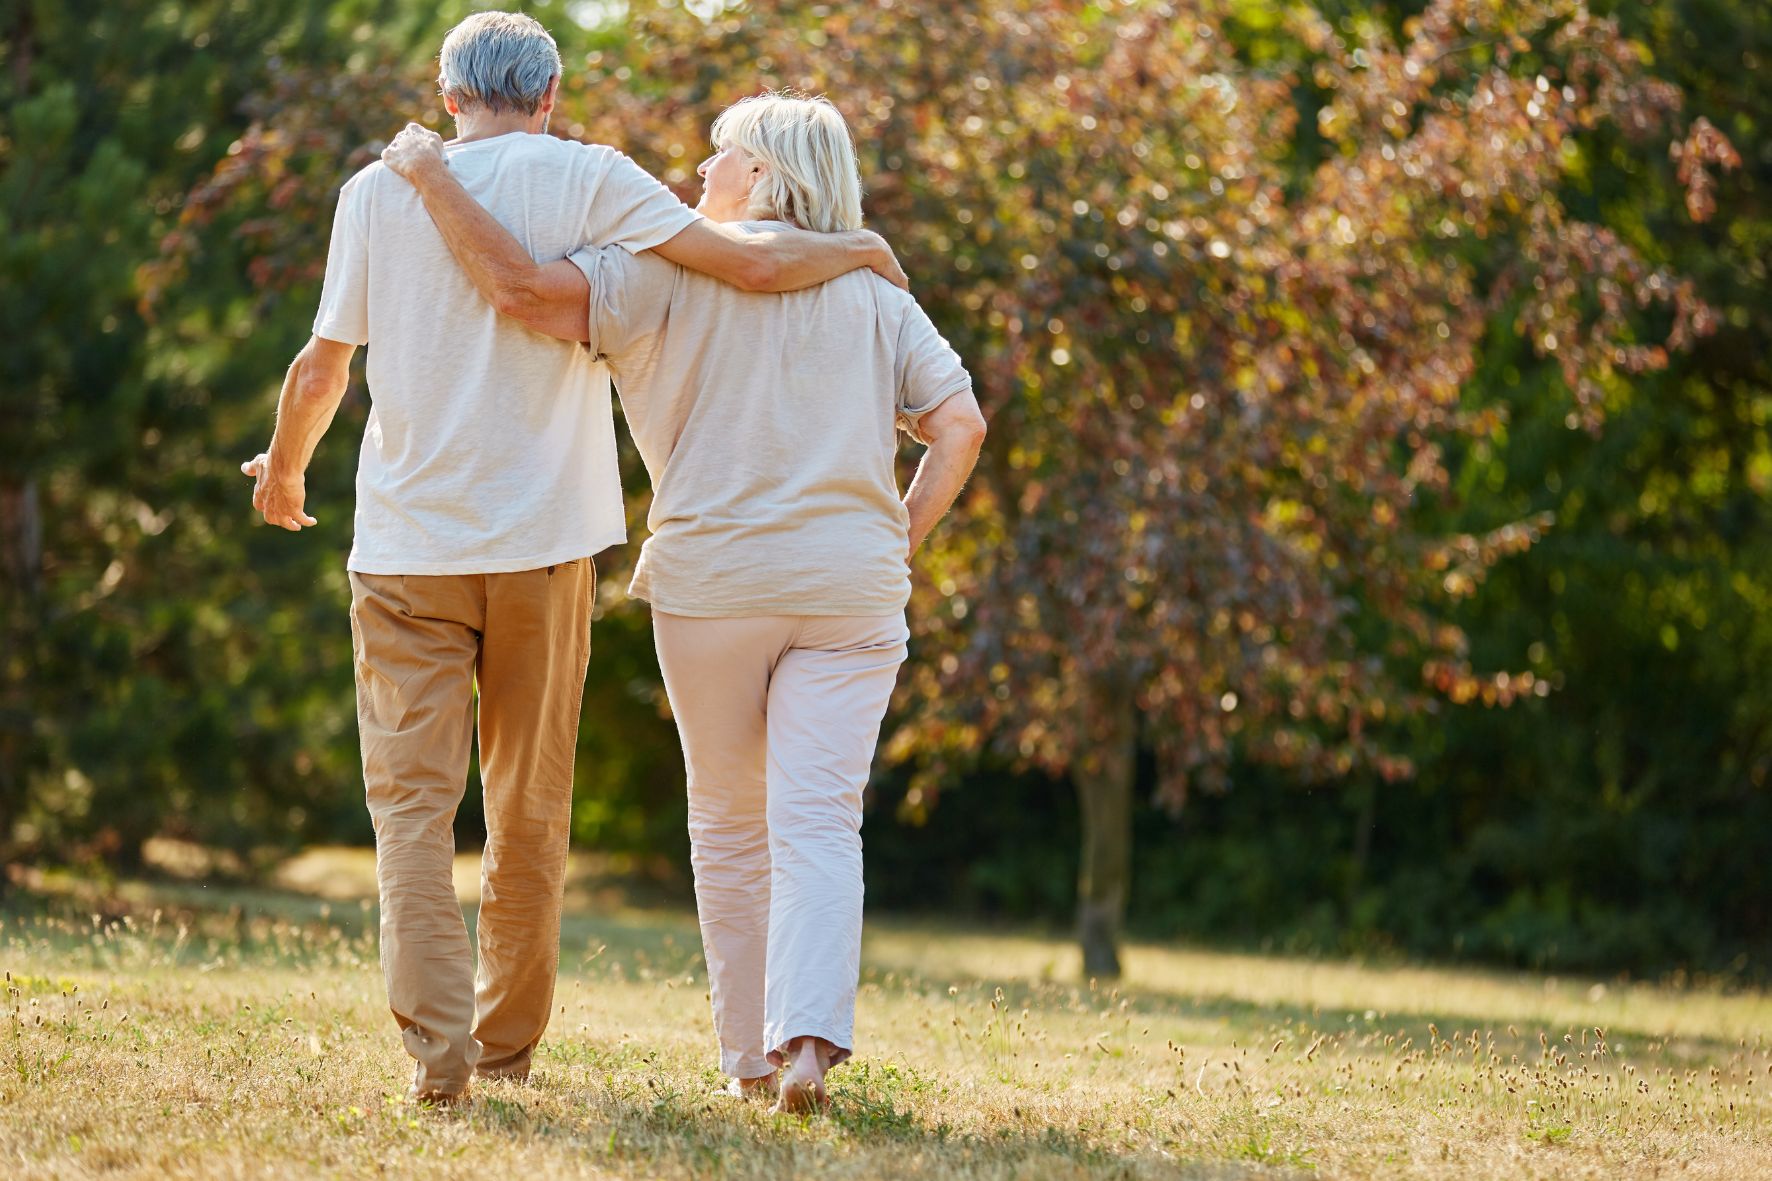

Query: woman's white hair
left=437, top=11, right=561, bottom=116
left=711, top=92, right=864, bottom=234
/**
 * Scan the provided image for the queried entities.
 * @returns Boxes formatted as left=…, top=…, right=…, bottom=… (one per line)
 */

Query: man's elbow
left=733, top=252, right=779, bottom=293
left=927, top=417, right=986, bottom=457
left=292, top=364, right=347, bottom=408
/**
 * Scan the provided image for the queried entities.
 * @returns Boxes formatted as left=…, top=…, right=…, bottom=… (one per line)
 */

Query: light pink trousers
left=652, top=611, right=908, bottom=1079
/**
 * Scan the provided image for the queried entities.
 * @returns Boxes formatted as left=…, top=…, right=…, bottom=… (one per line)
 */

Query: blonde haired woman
left=382, top=94, right=985, bottom=1112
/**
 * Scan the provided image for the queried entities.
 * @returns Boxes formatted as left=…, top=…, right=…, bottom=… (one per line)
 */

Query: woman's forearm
left=403, top=157, right=590, bottom=340
left=904, top=389, right=987, bottom=553
left=905, top=442, right=986, bottom=556
left=905, top=440, right=976, bottom=554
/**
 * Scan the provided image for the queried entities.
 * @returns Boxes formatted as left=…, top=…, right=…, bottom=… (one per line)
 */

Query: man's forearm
left=650, top=219, right=905, bottom=293
left=905, top=435, right=983, bottom=554
left=736, top=225, right=891, bottom=292
left=265, top=347, right=348, bottom=477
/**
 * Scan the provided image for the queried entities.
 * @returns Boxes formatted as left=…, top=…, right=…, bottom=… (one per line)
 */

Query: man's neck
left=454, top=112, right=545, bottom=143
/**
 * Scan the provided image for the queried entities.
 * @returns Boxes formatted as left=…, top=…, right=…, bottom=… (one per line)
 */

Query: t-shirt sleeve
left=893, top=298, right=973, bottom=441
left=311, top=170, right=371, bottom=345
left=566, top=244, right=678, bottom=363
left=582, top=150, right=703, bottom=254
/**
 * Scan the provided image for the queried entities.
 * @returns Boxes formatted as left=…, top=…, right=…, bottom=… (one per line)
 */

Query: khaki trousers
left=349, top=560, right=593, bottom=1096
left=652, top=611, right=908, bottom=1080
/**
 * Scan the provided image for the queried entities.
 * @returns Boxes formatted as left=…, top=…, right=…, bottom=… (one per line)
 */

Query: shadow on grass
left=849, top=920, right=1758, bottom=1064
left=437, top=1060, right=1309, bottom=1181
left=3, top=868, right=1748, bottom=1066
left=855, top=958, right=1747, bottom=1067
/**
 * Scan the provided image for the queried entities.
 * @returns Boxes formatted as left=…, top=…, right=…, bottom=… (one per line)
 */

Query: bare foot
left=718, top=1073, right=779, bottom=1101
left=772, top=1037, right=832, bottom=1115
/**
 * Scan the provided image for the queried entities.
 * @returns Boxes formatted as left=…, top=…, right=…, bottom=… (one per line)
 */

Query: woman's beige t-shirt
left=567, top=222, right=971, bottom=617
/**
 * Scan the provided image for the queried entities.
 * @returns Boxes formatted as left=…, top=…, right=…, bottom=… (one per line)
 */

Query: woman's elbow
left=963, top=410, right=988, bottom=449
left=488, top=281, right=536, bottom=321
left=487, top=283, right=557, bottom=336
left=950, top=407, right=988, bottom=452
left=928, top=409, right=987, bottom=453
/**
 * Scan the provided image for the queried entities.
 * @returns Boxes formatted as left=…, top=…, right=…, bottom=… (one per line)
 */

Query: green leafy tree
left=13, top=0, right=1758, bottom=982
left=1389, top=0, right=1772, bottom=969
left=0, top=1, right=470, bottom=867
left=158, top=0, right=1733, bottom=976
left=523, top=0, right=1728, bottom=974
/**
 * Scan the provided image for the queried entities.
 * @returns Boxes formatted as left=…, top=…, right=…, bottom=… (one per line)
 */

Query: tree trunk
left=0, top=477, right=42, bottom=869
left=1346, top=774, right=1377, bottom=915
left=1, top=479, right=43, bottom=600
left=1075, top=677, right=1137, bottom=979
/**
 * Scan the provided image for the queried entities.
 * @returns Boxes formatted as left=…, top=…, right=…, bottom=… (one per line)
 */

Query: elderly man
left=243, top=11, right=901, bottom=1104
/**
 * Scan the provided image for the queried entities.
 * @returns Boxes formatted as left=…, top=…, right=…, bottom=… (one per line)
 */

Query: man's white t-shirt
left=312, top=132, right=700, bottom=575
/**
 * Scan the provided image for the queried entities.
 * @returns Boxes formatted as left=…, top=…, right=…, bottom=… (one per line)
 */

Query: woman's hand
left=382, top=123, right=449, bottom=183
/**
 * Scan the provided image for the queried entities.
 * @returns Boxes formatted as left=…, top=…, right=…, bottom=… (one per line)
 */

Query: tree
left=183, top=0, right=1730, bottom=973
left=517, top=0, right=1728, bottom=975
left=20, top=0, right=1745, bottom=979
left=1383, top=0, right=1772, bottom=970
left=0, top=0, right=481, bottom=867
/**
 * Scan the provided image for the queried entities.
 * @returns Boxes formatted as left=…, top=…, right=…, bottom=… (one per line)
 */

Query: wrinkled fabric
left=350, top=560, right=593, bottom=1095
left=566, top=233, right=970, bottom=618
left=652, top=611, right=908, bottom=1078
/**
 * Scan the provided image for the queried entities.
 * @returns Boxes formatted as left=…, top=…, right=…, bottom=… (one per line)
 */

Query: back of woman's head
left=711, top=93, right=864, bottom=233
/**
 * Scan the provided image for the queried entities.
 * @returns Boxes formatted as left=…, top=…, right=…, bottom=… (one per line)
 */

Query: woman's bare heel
left=719, top=1072, right=779, bottom=1101
left=771, top=1037, right=831, bottom=1115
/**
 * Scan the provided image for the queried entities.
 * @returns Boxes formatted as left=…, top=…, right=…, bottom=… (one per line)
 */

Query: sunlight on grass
left=0, top=861, right=1766, bottom=1179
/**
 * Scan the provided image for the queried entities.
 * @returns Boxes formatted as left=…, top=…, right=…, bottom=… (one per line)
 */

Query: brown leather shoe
left=405, top=1083, right=471, bottom=1107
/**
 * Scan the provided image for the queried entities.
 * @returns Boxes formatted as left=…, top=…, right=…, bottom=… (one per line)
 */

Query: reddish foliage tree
left=169, top=0, right=1734, bottom=976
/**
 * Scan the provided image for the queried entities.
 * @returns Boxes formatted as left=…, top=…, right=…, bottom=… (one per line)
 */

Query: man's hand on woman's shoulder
left=382, top=123, right=449, bottom=183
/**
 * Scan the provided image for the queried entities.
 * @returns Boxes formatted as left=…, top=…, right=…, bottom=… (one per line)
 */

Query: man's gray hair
left=436, top=11, right=562, bottom=116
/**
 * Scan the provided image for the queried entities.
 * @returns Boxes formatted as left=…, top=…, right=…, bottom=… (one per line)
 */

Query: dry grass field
left=2, top=848, right=1768, bottom=1180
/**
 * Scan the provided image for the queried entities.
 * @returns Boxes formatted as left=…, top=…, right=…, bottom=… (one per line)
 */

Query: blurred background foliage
left=2, top=0, right=1766, bottom=978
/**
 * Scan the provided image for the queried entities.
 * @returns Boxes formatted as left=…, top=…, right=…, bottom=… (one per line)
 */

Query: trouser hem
left=720, top=1051, right=777, bottom=1080
left=765, top=1022, right=855, bottom=1069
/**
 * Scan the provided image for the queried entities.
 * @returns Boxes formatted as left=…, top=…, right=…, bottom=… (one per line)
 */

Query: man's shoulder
left=498, top=133, right=627, bottom=171
left=341, top=157, right=384, bottom=190
left=339, top=158, right=401, bottom=208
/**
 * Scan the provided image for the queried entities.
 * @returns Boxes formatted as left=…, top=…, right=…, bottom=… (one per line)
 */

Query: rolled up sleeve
left=894, top=302, right=973, bottom=442
left=566, top=244, right=679, bottom=363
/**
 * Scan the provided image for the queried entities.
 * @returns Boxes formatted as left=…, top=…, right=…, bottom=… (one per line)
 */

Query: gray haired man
left=242, top=11, right=902, bottom=1103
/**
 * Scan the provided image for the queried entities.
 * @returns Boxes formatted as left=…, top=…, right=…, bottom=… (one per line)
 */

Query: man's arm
left=649, top=217, right=907, bottom=294
left=241, top=336, right=356, bottom=530
left=904, top=389, right=987, bottom=554
left=379, top=124, right=906, bottom=341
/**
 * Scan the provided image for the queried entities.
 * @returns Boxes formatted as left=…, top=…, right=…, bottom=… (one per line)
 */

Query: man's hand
left=864, top=231, right=910, bottom=291
left=241, top=453, right=318, bottom=531
left=382, top=123, right=449, bottom=183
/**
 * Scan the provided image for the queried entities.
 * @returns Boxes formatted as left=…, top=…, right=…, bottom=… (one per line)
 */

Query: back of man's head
left=437, top=11, right=561, bottom=116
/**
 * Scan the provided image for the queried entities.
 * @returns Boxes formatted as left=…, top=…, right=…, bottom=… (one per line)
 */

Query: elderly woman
left=382, top=94, right=985, bottom=1112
